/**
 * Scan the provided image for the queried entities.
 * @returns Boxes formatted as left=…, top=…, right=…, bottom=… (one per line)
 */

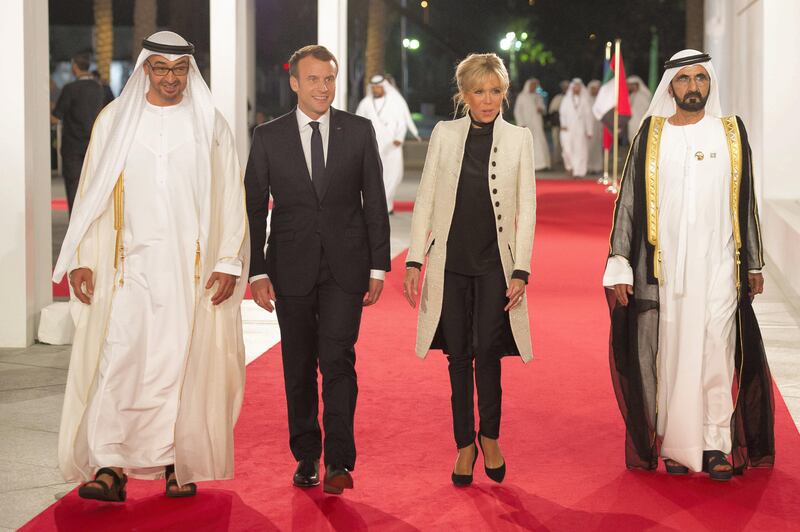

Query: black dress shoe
left=478, top=433, right=506, bottom=483
left=293, top=459, right=320, bottom=488
left=451, top=441, right=478, bottom=487
left=323, top=465, right=354, bottom=495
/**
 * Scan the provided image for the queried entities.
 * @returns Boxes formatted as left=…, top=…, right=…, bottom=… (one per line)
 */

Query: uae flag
left=592, top=51, right=631, bottom=149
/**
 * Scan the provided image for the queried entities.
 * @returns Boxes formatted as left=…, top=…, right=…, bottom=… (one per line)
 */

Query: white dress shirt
left=249, top=106, right=385, bottom=284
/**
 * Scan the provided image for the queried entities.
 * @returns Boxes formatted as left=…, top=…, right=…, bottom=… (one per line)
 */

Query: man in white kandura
left=558, top=78, right=594, bottom=177
left=604, top=49, right=774, bottom=481
left=548, top=80, right=569, bottom=167
left=356, top=74, right=411, bottom=212
left=514, top=78, right=551, bottom=170
left=626, top=75, right=652, bottom=144
left=586, top=79, right=604, bottom=174
left=53, top=31, right=249, bottom=502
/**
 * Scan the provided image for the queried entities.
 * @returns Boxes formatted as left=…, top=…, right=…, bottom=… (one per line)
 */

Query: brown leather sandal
left=165, top=464, right=197, bottom=497
left=78, top=467, right=127, bottom=502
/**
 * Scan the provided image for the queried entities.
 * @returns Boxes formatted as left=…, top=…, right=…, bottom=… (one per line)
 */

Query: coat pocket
left=507, top=243, right=515, bottom=263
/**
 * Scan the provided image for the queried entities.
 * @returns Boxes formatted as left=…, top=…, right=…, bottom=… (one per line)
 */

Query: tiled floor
left=2, top=166, right=798, bottom=530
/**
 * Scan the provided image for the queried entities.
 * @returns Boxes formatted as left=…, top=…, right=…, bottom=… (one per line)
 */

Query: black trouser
left=439, top=267, right=508, bottom=449
left=275, top=254, right=363, bottom=469
left=61, top=150, right=86, bottom=216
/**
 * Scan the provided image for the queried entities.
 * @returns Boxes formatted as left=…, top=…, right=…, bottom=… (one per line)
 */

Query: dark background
left=49, top=0, right=687, bottom=120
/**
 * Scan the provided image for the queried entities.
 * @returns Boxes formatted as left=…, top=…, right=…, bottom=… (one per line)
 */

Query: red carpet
left=26, top=181, right=800, bottom=530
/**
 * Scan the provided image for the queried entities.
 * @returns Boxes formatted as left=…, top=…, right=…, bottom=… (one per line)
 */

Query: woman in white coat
left=403, top=53, right=536, bottom=487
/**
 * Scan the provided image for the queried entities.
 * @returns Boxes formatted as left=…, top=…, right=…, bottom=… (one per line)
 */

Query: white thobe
left=86, top=98, right=199, bottom=475
left=514, top=93, right=551, bottom=170
left=587, top=96, right=604, bottom=173
left=548, top=93, right=564, bottom=165
left=628, top=91, right=651, bottom=143
left=356, top=96, right=407, bottom=210
left=559, top=95, right=593, bottom=177
left=603, top=115, right=737, bottom=472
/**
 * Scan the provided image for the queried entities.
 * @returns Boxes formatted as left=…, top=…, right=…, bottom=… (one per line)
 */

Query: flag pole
left=608, top=38, right=621, bottom=194
left=600, top=41, right=612, bottom=185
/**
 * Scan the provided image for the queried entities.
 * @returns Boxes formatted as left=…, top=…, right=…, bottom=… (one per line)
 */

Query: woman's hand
left=504, top=278, right=526, bottom=311
left=403, top=268, right=421, bottom=308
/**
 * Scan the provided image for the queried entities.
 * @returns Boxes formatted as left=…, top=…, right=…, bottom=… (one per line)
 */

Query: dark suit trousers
left=61, top=151, right=86, bottom=215
left=439, top=267, right=508, bottom=449
left=275, top=253, right=363, bottom=469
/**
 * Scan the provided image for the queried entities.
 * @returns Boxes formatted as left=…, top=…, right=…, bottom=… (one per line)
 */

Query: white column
left=704, top=0, right=733, bottom=111
left=0, top=0, right=51, bottom=347
left=318, top=0, right=348, bottom=111
left=210, top=0, right=252, bottom=166
left=761, top=0, right=800, bottom=201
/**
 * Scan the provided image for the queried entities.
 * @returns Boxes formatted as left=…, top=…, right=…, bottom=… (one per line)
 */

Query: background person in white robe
left=559, top=78, right=594, bottom=177
left=53, top=31, right=249, bottom=502
left=587, top=80, right=605, bottom=174
left=514, top=78, right=550, bottom=170
left=547, top=80, right=569, bottom=167
left=627, top=75, right=652, bottom=143
left=604, top=50, right=770, bottom=480
left=356, top=74, right=409, bottom=212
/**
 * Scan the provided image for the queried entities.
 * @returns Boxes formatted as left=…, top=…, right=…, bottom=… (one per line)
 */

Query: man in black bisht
left=602, top=49, right=774, bottom=480
left=52, top=51, right=106, bottom=215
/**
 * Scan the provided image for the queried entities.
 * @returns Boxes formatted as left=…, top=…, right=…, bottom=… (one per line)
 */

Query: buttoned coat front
left=407, top=114, right=536, bottom=361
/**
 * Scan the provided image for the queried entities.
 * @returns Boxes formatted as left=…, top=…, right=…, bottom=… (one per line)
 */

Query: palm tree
left=365, top=0, right=386, bottom=82
left=94, top=0, right=113, bottom=84
left=132, top=0, right=158, bottom=61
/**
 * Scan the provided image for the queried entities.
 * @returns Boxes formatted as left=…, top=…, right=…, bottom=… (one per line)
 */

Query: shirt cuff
left=511, top=270, right=529, bottom=284
left=406, top=261, right=423, bottom=270
left=213, top=259, right=243, bottom=277
left=370, top=269, right=385, bottom=281
left=249, top=273, right=268, bottom=284
left=602, top=255, right=634, bottom=288
left=747, top=269, right=762, bottom=274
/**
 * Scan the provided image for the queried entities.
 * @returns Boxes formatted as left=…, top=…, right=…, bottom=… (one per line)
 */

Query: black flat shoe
left=451, top=441, right=478, bottom=487
left=664, top=458, right=689, bottom=475
left=478, top=433, right=506, bottom=483
left=293, top=459, right=320, bottom=488
left=78, top=467, right=127, bottom=502
left=165, top=464, right=197, bottom=497
left=702, top=450, right=733, bottom=481
left=323, top=465, right=353, bottom=495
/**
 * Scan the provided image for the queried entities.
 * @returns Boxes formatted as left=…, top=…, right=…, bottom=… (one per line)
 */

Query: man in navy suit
left=245, top=45, right=390, bottom=495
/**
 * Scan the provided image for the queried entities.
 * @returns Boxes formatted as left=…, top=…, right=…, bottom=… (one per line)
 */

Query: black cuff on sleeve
left=406, top=261, right=423, bottom=270
left=511, top=269, right=529, bottom=284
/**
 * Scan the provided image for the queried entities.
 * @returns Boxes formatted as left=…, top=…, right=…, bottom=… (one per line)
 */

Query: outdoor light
left=520, top=32, right=528, bottom=41
left=420, top=0, right=428, bottom=7
left=500, top=38, right=511, bottom=51
left=506, top=32, right=515, bottom=40
left=403, top=38, right=420, bottom=50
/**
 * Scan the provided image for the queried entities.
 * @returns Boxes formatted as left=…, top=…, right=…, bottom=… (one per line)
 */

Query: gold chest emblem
left=695, top=151, right=704, bottom=161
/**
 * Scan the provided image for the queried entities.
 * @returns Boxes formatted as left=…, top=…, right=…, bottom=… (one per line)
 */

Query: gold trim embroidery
left=722, top=116, right=743, bottom=289
left=113, top=173, right=125, bottom=286
left=645, top=116, right=666, bottom=282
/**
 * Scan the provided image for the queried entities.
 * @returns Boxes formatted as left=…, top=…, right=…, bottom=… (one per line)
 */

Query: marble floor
left=2, top=163, right=798, bottom=530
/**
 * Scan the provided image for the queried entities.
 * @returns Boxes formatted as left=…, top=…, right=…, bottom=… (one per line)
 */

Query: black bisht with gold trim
left=605, top=115, right=775, bottom=473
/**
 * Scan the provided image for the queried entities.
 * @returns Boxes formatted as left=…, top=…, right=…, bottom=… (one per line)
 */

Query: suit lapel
left=286, top=110, right=317, bottom=198
left=317, top=107, right=343, bottom=203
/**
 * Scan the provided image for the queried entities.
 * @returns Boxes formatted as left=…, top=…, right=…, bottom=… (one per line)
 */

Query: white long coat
left=407, top=115, right=536, bottom=361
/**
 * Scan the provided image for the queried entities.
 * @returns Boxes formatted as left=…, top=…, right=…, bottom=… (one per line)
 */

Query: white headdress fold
left=643, top=49, right=723, bottom=120
left=53, top=31, right=216, bottom=282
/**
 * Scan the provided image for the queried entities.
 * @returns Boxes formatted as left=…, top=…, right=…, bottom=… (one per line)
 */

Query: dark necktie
left=309, top=121, right=325, bottom=198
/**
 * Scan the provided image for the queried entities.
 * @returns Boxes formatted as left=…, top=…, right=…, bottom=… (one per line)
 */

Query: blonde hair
left=452, top=53, right=510, bottom=116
